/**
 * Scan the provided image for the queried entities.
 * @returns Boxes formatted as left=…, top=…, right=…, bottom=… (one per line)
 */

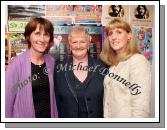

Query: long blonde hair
left=100, top=18, right=141, bottom=66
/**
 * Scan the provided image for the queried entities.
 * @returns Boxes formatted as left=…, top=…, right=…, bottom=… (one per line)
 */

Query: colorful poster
left=49, top=34, right=69, bottom=62
left=102, top=5, right=129, bottom=26
left=133, top=27, right=153, bottom=63
left=45, top=16, right=73, bottom=26
left=9, top=33, right=28, bottom=60
left=8, top=21, right=28, bottom=32
left=8, top=5, right=45, bottom=20
left=53, top=26, right=102, bottom=35
left=130, top=5, right=154, bottom=27
left=73, top=5, right=102, bottom=24
left=46, top=5, right=73, bottom=16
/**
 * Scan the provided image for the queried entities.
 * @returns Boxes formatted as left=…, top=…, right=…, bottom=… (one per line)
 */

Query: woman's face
left=108, top=28, right=131, bottom=54
left=29, top=24, right=50, bottom=53
left=69, top=35, right=89, bottom=60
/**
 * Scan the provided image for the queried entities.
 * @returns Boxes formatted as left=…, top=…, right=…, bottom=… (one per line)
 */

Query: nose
left=111, top=33, right=117, bottom=40
left=39, top=34, right=45, bottom=42
left=76, top=42, right=81, bottom=48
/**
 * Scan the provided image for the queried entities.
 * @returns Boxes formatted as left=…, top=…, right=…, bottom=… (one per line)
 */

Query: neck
left=116, top=47, right=127, bottom=57
left=73, top=55, right=88, bottom=65
left=30, top=48, right=45, bottom=65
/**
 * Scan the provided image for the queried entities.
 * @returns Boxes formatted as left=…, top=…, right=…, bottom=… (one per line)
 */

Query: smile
left=113, top=42, right=119, bottom=45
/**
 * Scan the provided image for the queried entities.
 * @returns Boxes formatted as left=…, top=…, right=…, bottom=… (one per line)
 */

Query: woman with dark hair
left=5, top=17, right=58, bottom=118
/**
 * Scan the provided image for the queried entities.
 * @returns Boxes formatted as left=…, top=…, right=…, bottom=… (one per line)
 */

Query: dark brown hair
left=24, top=17, right=54, bottom=49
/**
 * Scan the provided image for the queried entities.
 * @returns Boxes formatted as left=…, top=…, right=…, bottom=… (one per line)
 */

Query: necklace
left=31, top=62, right=43, bottom=68
left=38, top=64, right=42, bottom=68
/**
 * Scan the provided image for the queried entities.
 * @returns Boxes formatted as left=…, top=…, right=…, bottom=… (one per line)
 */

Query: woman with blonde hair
left=100, top=18, right=151, bottom=118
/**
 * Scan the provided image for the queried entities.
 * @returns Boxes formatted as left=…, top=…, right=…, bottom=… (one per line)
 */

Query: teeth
left=113, top=42, right=119, bottom=45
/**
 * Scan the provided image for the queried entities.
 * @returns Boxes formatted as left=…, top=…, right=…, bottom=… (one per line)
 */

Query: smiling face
left=108, top=28, right=131, bottom=54
left=68, top=26, right=90, bottom=60
left=29, top=24, right=50, bottom=54
left=69, top=34, right=89, bottom=60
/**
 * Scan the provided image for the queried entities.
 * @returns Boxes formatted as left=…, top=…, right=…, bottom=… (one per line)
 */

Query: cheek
left=69, top=44, right=75, bottom=50
left=123, top=36, right=129, bottom=43
left=84, top=44, right=89, bottom=49
left=108, top=37, right=113, bottom=45
left=121, top=38, right=129, bottom=47
left=44, top=37, right=50, bottom=43
left=29, top=35, right=34, bottom=43
left=70, top=44, right=89, bottom=50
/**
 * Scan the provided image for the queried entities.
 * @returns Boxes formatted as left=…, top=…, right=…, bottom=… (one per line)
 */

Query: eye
left=44, top=33, right=50, bottom=37
left=34, top=32, right=40, bottom=36
left=44, top=33, right=50, bottom=36
left=108, top=32, right=113, bottom=36
left=71, top=41, right=77, bottom=44
left=80, top=41, right=87, bottom=44
left=116, top=30, right=122, bottom=34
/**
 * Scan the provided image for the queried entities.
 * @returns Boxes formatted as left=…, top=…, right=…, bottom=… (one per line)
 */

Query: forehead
left=109, top=28, right=126, bottom=33
left=108, top=24, right=125, bottom=31
left=34, top=24, right=49, bottom=34
left=71, top=32, right=88, bottom=38
left=71, top=35, right=88, bottom=40
left=34, top=24, right=44, bottom=31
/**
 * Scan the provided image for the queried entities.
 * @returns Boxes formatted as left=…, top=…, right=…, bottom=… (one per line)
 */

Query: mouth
left=112, top=42, right=119, bottom=45
left=36, top=43, right=46, bottom=48
left=75, top=48, right=85, bottom=51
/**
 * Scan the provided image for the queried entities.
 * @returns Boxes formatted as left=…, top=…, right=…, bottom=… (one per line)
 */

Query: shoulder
left=9, top=51, right=28, bottom=65
left=6, top=51, right=29, bottom=75
left=56, top=57, right=71, bottom=65
left=54, top=57, right=71, bottom=74
left=45, top=54, right=55, bottom=64
left=95, top=58, right=109, bottom=69
left=128, top=53, right=151, bottom=71
left=45, top=53, right=54, bottom=60
left=129, top=54, right=150, bottom=65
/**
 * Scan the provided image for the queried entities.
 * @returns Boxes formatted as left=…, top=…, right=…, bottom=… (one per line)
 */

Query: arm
left=130, top=54, right=151, bottom=117
left=5, top=59, right=19, bottom=117
left=103, top=82, right=112, bottom=118
left=53, top=61, right=61, bottom=116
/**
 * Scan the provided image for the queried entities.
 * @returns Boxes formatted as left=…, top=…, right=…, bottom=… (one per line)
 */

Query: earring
left=128, top=38, right=131, bottom=42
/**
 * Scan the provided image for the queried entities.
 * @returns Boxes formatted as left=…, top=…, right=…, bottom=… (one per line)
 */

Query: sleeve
left=5, top=59, right=19, bottom=117
left=129, top=55, right=152, bottom=117
left=53, top=61, right=61, bottom=116
left=103, top=82, right=112, bottom=118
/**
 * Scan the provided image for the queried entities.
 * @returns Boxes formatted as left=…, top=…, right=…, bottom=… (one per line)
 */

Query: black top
left=54, top=56, right=106, bottom=118
left=69, top=70, right=89, bottom=118
left=31, top=62, right=51, bottom=118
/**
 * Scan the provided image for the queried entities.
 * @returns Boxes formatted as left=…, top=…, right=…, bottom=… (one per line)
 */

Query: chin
left=74, top=54, right=87, bottom=59
left=37, top=49, right=46, bottom=53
